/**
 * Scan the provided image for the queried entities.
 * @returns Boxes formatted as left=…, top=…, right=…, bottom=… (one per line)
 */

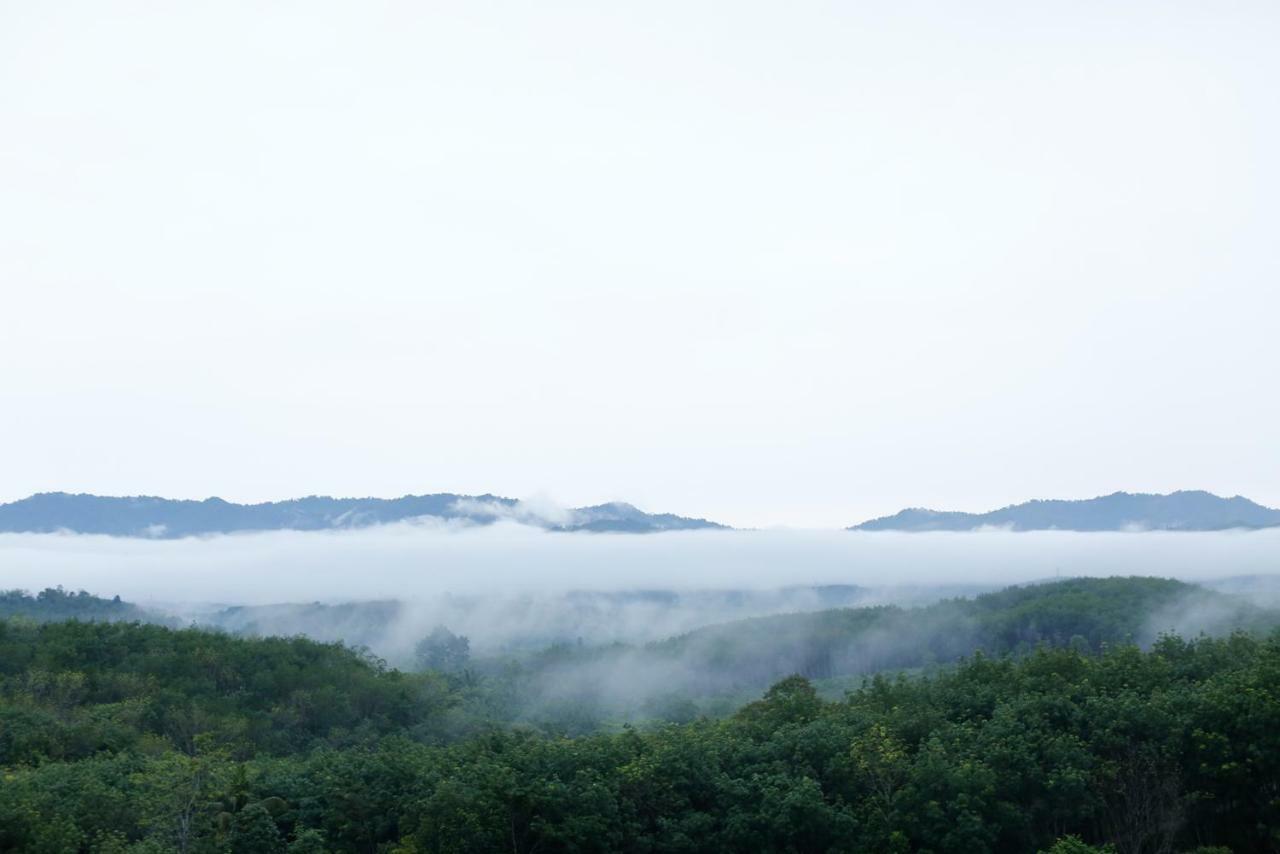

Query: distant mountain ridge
left=0, top=492, right=728, bottom=538
left=852, top=490, right=1280, bottom=532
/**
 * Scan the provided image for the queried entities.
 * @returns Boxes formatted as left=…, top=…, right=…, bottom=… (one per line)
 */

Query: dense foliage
left=2, top=578, right=1277, bottom=853
left=0, top=620, right=462, bottom=764
left=0, top=588, right=157, bottom=624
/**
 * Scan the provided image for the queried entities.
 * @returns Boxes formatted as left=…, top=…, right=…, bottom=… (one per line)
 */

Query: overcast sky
left=2, top=1, right=1277, bottom=528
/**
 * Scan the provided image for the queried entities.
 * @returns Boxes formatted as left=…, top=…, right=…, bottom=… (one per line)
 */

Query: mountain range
left=5, top=489, right=1277, bottom=537
left=852, top=490, right=1280, bottom=532
left=0, top=492, right=728, bottom=538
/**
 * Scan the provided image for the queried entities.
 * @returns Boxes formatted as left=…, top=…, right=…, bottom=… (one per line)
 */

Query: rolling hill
left=852, top=490, right=1280, bottom=532
left=0, top=492, right=728, bottom=537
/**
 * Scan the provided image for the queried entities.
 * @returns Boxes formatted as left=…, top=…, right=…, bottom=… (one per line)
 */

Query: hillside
left=486, top=577, right=1280, bottom=725
left=852, top=489, right=1280, bottom=531
left=0, top=587, right=162, bottom=624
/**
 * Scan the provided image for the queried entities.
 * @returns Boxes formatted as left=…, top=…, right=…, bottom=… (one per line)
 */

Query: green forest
left=1, top=578, right=1278, bottom=853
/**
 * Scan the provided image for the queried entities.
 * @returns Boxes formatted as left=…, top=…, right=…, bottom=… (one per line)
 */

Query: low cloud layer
left=2, top=524, right=1278, bottom=606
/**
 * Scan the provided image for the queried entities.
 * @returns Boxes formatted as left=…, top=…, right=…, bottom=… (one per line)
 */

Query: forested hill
left=0, top=492, right=728, bottom=537
left=852, top=489, right=1280, bottom=531
left=2, top=579, right=1279, bottom=852
left=485, top=577, right=1280, bottom=728
left=0, top=587, right=163, bottom=624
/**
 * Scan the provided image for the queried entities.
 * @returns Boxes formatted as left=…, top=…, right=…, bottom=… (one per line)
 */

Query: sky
left=2, top=1, right=1278, bottom=529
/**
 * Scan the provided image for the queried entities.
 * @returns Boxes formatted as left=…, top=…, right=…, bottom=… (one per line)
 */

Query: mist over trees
left=2, top=576, right=1279, bottom=852
left=415, top=627, right=471, bottom=675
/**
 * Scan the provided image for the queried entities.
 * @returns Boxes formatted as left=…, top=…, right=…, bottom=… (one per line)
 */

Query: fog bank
left=2, top=524, right=1277, bottom=606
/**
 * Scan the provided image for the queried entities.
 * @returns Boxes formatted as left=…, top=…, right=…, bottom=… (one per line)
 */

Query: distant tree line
left=0, top=587, right=157, bottom=624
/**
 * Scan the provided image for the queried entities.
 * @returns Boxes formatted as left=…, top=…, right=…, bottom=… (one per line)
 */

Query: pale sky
left=2, top=1, right=1277, bottom=528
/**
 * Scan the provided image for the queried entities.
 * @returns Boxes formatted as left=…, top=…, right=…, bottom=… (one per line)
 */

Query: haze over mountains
left=0, top=492, right=727, bottom=538
left=853, top=490, right=1280, bottom=532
